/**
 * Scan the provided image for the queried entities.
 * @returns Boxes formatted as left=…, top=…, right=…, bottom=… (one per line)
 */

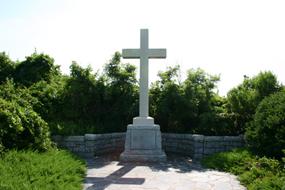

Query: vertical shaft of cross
left=122, top=29, right=166, bottom=125
left=140, top=29, right=149, bottom=118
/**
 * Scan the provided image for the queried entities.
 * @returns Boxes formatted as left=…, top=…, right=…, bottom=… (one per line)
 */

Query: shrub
left=202, top=148, right=285, bottom=190
left=0, top=150, right=86, bottom=190
left=227, top=72, right=281, bottom=133
left=0, top=81, right=52, bottom=151
left=0, top=98, right=52, bottom=151
left=14, top=52, right=60, bottom=86
left=245, top=91, right=285, bottom=159
left=29, top=75, right=67, bottom=121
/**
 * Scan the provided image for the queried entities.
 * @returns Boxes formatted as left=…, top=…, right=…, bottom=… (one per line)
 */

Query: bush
left=29, top=75, right=66, bottom=121
left=227, top=72, right=281, bottom=133
left=0, top=98, right=51, bottom=151
left=0, top=81, right=52, bottom=151
left=245, top=91, right=285, bottom=159
left=202, top=148, right=285, bottom=190
left=14, top=52, right=60, bottom=86
left=0, top=52, right=15, bottom=84
left=0, top=149, right=86, bottom=190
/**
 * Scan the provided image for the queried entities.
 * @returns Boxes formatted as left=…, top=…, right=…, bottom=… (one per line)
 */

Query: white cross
left=122, top=29, right=166, bottom=125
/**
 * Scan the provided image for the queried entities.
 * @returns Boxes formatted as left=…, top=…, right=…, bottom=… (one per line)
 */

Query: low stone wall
left=52, top=133, right=244, bottom=159
left=52, top=133, right=125, bottom=157
left=162, top=134, right=245, bottom=160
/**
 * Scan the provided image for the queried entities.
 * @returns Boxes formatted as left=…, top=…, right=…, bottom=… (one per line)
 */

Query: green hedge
left=202, top=149, right=285, bottom=190
left=246, top=91, right=285, bottom=159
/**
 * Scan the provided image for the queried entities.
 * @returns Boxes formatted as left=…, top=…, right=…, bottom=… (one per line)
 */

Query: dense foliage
left=0, top=150, right=86, bottom=190
left=0, top=51, right=284, bottom=154
left=0, top=52, right=15, bottom=84
left=202, top=149, right=285, bottom=190
left=14, top=52, right=60, bottom=86
left=150, top=66, right=232, bottom=135
left=0, top=80, right=52, bottom=152
left=226, top=72, right=281, bottom=133
left=51, top=52, right=138, bottom=134
left=245, top=91, right=285, bottom=159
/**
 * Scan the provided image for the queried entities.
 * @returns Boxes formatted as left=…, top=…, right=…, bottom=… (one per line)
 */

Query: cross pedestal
left=120, top=29, right=167, bottom=162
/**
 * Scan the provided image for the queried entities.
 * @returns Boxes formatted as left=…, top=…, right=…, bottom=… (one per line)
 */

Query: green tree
left=183, top=68, right=226, bottom=134
left=29, top=75, right=67, bottom=122
left=150, top=67, right=228, bottom=134
left=14, top=52, right=60, bottom=86
left=41, top=62, right=101, bottom=135
left=227, top=71, right=281, bottom=133
left=53, top=52, right=139, bottom=134
left=103, top=52, right=138, bottom=132
left=60, top=62, right=98, bottom=122
left=245, top=90, right=285, bottom=159
left=150, top=66, right=185, bottom=132
left=0, top=52, right=14, bottom=84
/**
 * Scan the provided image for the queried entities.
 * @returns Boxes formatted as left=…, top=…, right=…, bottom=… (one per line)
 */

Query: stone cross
left=122, top=29, right=166, bottom=125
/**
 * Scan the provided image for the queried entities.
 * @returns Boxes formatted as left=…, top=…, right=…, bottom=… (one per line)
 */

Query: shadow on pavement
left=84, top=152, right=208, bottom=189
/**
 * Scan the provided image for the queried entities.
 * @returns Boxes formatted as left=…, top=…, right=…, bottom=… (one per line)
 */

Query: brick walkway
left=83, top=154, right=246, bottom=190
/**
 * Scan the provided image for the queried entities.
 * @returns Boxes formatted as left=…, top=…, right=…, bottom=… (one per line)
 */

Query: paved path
left=83, top=154, right=246, bottom=190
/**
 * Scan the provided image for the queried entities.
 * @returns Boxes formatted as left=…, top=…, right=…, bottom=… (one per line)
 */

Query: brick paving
left=83, top=154, right=246, bottom=190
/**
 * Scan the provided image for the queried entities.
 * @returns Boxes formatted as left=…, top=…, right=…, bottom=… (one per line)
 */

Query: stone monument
left=120, top=29, right=167, bottom=162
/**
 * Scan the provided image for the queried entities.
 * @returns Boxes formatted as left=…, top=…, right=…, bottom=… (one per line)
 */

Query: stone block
left=85, top=141, right=96, bottom=147
left=84, top=134, right=99, bottom=141
left=112, top=133, right=125, bottom=138
left=204, top=143, right=213, bottom=148
left=204, top=148, right=217, bottom=155
left=204, top=136, right=224, bottom=141
left=72, top=146, right=85, bottom=152
left=192, top=134, right=204, bottom=141
left=193, top=142, right=204, bottom=149
left=85, top=147, right=94, bottom=153
left=194, top=148, right=204, bottom=154
left=63, top=142, right=75, bottom=147
left=184, top=134, right=194, bottom=139
left=175, top=134, right=185, bottom=139
left=63, top=136, right=84, bottom=142
left=162, top=133, right=175, bottom=138
left=102, top=134, right=113, bottom=139
left=193, top=154, right=203, bottom=160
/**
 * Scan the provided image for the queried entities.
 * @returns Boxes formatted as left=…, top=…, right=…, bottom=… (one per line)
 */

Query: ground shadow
left=85, top=163, right=145, bottom=190
left=83, top=153, right=242, bottom=190
left=85, top=152, right=207, bottom=175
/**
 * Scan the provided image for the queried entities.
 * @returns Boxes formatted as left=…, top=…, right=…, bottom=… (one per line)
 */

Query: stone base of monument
left=120, top=118, right=166, bottom=162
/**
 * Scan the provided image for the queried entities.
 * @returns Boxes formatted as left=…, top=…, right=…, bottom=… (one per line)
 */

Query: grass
left=0, top=149, right=86, bottom=190
left=202, top=148, right=285, bottom=190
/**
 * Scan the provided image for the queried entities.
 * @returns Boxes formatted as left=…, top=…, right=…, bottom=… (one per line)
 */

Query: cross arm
left=148, top=49, right=167, bottom=59
left=122, top=49, right=141, bottom=59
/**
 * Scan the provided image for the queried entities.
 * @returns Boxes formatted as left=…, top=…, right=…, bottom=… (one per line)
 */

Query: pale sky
left=1, top=0, right=285, bottom=96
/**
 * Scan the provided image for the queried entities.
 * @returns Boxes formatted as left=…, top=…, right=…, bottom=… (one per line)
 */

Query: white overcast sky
left=0, top=0, right=285, bottom=96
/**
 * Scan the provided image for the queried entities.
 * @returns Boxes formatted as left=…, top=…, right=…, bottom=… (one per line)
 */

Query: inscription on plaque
left=131, top=130, right=156, bottom=149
